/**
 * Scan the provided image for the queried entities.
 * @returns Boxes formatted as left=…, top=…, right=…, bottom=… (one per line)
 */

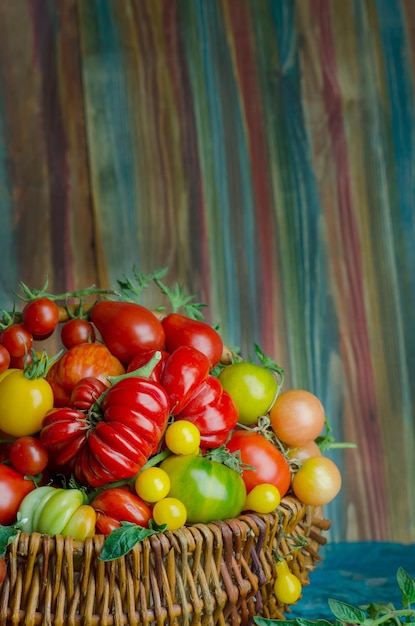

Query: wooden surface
left=0, top=0, right=414, bottom=542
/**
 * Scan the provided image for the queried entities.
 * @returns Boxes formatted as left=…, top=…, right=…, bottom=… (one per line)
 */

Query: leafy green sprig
left=254, top=567, right=415, bottom=626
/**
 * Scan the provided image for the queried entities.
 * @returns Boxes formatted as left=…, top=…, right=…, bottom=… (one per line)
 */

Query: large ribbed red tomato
left=40, top=377, right=170, bottom=487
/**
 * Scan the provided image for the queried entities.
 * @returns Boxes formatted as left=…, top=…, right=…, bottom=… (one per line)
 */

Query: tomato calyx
left=23, top=349, right=62, bottom=381
left=315, top=419, right=357, bottom=453
left=203, top=445, right=255, bottom=474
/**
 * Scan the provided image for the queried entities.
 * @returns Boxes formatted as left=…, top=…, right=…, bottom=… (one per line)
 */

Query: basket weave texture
left=0, top=496, right=329, bottom=626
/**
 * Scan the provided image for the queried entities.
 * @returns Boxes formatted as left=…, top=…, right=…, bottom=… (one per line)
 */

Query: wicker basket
left=0, top=495, right=329, bottom=626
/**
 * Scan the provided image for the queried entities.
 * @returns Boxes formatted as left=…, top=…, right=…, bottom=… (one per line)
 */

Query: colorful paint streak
left=0, top=0, right=414, bottom=541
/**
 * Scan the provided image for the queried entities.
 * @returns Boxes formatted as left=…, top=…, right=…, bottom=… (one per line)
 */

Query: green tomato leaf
left=0, top=525, right=19, bottom=557
left=327, top=599, right=367, bottom=624
left=397, top=566, right=415, bottom=606
left=99, top=520, right=166, bottom=561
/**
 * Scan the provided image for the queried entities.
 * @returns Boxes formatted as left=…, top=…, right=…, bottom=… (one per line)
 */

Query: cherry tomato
left=292, top=456, right=342, bottom=506
left=1, top=324, right=33, bottom=358
left=9, top=351, right=34, bottom=369
left=61, top=319, right=96, bottom=349
left=9, top=436, right=49, bottom=475
left=287, top=440, right=322, bottom=463
left=152, top=497, right=187, bottom=530
left=226, top=430, right=291, bottom=497
left=22, top=298, right=60, bottom=339
left=0, top=345, right=10, bottom=374
left=274, top=560, right=302, bottom=604
left=269, top=389, right=326, bottom=447
left=135, top=467, right=171, bottom=502
left=218, top=362, right=277, bottom=425
left=165, top=420, right=201, bottom=455
left=243, top=483, right=281, bottom=514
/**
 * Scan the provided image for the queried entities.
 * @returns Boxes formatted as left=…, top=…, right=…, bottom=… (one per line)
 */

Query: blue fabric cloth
left=290, top=542, right=415, bottom=620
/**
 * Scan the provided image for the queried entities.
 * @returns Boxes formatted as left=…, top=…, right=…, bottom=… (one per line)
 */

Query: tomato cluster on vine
left=0, top=270, right=350, bottom=600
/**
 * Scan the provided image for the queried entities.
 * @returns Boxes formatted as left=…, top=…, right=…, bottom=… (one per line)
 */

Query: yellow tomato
left=243, top=483, right=281, bottom=514
left=274, top=560, right=302, bottom=604
left=0, top=370, right=54, bottom=437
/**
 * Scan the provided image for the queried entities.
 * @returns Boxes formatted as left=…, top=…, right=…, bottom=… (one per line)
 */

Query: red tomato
left=269, top=389, right=326, bottom=447
left=176, top=375, right=239, bottom=448
left=46, top=343, right=125, bottom=406
left=40, top=377, right=170, bottom=487
left=226, top=430, right=291, bottom=497
left=9, top=351, right=34, bottom=369
left=90, top=487, right=152, bottom=535
left=9, top=436, right=49, bottom=475
left=90, top=301, right=165, bottom=365
left=22, top=298, right=60, bottom=339
left=0, top=345, right=10, bottom=374
left=70, top=377, right=108, bottom=410
left=0, top=557, right=6, bottom=584
left=287, top=440, right=322, bottom=463
left=160, top=345, right=210, bottom=415
left=0, top=464, right=35, bottom=525
left=1, top=324, right=33, bottom=358
left=61, top=319, right=96, bottom=349
left=127, top=349, right=169, bottom=382
left=162, top=313, right=223, bottom=367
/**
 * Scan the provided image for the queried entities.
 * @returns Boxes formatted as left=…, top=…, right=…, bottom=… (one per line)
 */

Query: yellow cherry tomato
left=274, top=560, right=302, bottom=604
left=0, top=370, right=54, bottom=437
left=164, top=420, right=201, bottom=455
left=243, top=483, right=281, bottom=514
left=135, top=467, right=171, bottom=502
left=152, top=497, right=187, bottom=530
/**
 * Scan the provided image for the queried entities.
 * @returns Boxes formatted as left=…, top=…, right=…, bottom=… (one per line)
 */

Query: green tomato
left=218, top=362, right=277, bottom=425
left=36, top=488, right=85, bottom=536
left=19, top=487, right=86, bottom=537
left=160, top=454, right=246, bottom=523
left=18, top=485, right=56, bottom=533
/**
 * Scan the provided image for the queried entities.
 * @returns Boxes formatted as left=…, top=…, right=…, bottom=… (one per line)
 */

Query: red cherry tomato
left=61, top=319, right=96, bottom=349
left=226, top=430, right=291, bottom=497
left=9, top=436, right=49, bottom=475
left=1, top=324, right=33, bottom=358
left=22, top=298, right=60, bottom=340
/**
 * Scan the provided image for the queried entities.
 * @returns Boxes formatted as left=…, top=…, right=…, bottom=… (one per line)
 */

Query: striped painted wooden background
left=0, top=0, right=414, bottom=542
